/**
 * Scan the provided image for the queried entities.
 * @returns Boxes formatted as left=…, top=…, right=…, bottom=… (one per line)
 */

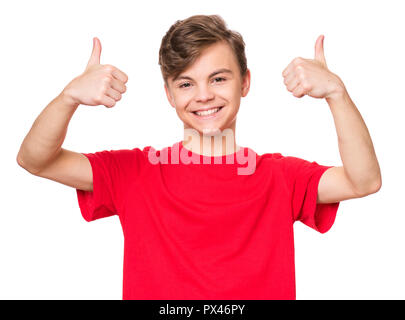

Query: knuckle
left=302, top=82, right=311, bottom=91
left=95, top=94, right=104, bottom=104
left=102, top=83, right=110, bottom=93
left=104, top=74, right=113, bottom=82
left=293, top=57, right=303, bottom=66
left=298, top=71, right=305, bottom=80
left=296, top=65, right=304, bottom=73
left=104, top=64, right=115, bottom=72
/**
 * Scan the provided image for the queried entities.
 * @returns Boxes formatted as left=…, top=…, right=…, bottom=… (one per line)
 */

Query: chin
left=200, top=127, right=223, bottom=136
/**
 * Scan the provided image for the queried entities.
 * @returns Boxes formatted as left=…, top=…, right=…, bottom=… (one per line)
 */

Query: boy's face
left=164, top=41, right=250, bottom=135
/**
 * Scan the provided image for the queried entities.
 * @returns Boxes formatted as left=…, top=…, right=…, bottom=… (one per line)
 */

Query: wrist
left=325, top=78, right=347, bottom=103
left=59, top=88, right=80, bottom=109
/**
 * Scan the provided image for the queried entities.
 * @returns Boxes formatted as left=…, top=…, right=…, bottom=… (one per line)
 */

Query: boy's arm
left=17, top=37, right=127, bottom=192
left=317, top=89, right=381, bottom=203
left=282, top=35, right=381, bottom=204
left=17, top=92, right=79, bottom=174
left=16, top=92, right=93, bottom=192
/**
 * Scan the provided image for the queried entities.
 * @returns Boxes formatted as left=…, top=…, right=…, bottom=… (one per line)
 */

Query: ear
left=241, top=68, right=251, bottom=97
left=164, top=82, right=176, bottom=108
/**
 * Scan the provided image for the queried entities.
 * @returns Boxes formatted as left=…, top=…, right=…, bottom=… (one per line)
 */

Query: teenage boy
left=17, top=15, right=381, bottom=300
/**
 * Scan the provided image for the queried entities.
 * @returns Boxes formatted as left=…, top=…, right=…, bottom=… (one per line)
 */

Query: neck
left=182, top=123, right=239, bottom=156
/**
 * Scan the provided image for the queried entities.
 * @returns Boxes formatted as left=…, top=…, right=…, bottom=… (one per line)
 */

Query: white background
left=1, top=0, right=403, bottom=299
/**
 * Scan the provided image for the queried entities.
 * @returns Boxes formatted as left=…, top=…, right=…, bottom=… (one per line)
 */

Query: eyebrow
left=173, top=68, right=233, bottom=82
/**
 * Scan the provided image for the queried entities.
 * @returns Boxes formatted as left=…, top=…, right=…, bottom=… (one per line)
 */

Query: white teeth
left=195, top=107, right=221, bottom=116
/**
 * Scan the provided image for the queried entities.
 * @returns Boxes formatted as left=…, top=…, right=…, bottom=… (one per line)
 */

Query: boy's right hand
left=62, top=37, right=128, bottom=108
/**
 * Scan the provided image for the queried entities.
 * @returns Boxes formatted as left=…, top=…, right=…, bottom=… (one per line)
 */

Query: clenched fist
left=62, top=37, right=128, bottom=108
left=282, top=35, right=345, bottom=101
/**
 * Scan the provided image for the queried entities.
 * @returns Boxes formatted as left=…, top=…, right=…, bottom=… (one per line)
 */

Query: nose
left=194, top=83, right=215, bottom=103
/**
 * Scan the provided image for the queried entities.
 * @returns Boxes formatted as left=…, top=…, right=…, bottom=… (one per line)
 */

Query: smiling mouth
left=192, top=106, right=224, bottom=117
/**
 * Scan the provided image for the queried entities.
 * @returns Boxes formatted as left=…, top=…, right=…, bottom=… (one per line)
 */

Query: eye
left=213, top=77, right=226, bottom=83
left=179, top=82, right=191, bottom=89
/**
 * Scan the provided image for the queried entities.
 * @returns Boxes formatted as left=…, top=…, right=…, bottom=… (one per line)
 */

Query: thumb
left=86, top=37, right=102, bottom=69
left=314, top=34, right=327, bottom=67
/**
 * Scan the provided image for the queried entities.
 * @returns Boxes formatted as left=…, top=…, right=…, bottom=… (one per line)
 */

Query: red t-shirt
left=76, top=140, right=339, bottom=300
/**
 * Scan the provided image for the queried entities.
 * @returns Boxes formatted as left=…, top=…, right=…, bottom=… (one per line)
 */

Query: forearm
left=17, top=91, right=79, bottom=173
left=327, top=87, right=382, bottom=194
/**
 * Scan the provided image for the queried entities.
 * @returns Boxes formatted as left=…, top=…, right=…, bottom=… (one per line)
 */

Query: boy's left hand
left=282, top=35, right=345, bottom=100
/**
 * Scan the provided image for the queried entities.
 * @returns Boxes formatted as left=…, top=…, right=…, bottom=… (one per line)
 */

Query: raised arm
left=281, top=35, right=381, bottom=203
left=17, top=37, right=128, bottom=191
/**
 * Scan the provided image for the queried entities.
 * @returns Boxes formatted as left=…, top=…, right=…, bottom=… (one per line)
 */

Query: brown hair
left=158, top=14, right=247, bottom=86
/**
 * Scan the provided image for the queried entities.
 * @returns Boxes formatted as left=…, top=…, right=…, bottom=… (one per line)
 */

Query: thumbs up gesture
left=282, top=35, right=345, bottom=100
left=62, top=37, right=128, bottom=108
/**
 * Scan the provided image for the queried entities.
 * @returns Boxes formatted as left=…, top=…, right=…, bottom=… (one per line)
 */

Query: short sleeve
left=76, top=148, right=146, bottom=222
left=283, top=156, right=340, bottom=234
